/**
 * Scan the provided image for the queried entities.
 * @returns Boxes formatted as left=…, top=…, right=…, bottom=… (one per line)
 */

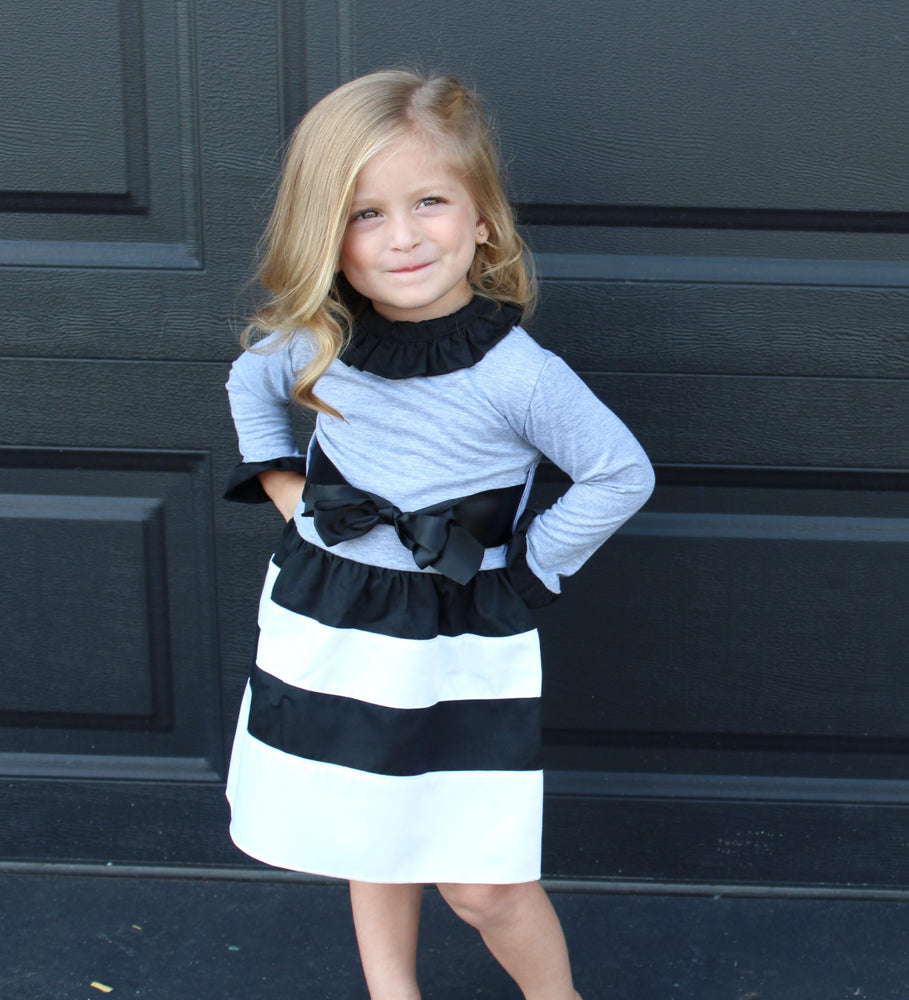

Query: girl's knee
left=437, top=881, right=533, bottom=928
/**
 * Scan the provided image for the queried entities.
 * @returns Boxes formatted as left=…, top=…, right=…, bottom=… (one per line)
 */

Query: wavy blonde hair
left=244, top=70, right=536, bottom=418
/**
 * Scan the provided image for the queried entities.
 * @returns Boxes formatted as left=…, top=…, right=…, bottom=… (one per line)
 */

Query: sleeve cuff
left=505, top=510, right=561, bottom=609
left=223, top=456, right=308, bottom=504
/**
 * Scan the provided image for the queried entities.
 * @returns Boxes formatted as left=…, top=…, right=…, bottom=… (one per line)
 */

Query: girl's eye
left=353, top=208, right=379, bottom=222
left=420, top=197, right=442, bottom=207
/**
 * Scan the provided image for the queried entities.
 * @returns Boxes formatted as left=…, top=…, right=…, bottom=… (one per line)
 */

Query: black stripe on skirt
left=247, top=664, right=542, bottom=776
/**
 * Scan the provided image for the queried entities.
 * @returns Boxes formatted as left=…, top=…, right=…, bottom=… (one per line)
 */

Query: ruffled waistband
left=271, top=525, right=537, bottom=640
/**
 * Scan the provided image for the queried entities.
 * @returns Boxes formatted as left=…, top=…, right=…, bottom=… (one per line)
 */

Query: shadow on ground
left=1, top=872, right=907, bottom=999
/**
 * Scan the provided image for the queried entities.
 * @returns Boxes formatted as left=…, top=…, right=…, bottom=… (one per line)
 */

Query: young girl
left=224, top=70, right=654, bottom=1000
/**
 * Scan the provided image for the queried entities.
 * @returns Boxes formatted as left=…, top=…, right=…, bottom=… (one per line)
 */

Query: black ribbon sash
left=302, top=439, right=524, bottom=585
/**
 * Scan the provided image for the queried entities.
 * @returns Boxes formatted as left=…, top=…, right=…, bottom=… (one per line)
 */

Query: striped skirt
left=226, top=519, right=543, bottom=884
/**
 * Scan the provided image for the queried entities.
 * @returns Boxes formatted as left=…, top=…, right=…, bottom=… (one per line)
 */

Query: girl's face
left=339, top=135, right=489, bottom=323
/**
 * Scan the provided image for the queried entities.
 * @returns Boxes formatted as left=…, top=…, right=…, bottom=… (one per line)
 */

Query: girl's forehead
left=357, top=133, right=462, bottom=185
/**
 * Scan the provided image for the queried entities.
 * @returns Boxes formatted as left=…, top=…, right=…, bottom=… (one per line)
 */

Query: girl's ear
left=476, top=219, right=490, bottom=245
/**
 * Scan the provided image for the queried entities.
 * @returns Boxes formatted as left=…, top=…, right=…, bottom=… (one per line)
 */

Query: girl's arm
left=513, top=354, right=654, bottom=604
left=257, top=469, right=307, bottom=521
left=224, top=333, right=312, bottom=505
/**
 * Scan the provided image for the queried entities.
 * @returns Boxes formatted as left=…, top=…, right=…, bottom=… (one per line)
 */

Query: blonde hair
left=244, top=70, right=536, bottom=418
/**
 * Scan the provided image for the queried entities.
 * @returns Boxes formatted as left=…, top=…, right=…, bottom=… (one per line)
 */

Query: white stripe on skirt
left=227, top=684, right=543, bottom=884
left=257, top=587, right=541, bottom=709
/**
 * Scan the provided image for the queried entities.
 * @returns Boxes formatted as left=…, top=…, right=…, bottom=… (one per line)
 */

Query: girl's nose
left=388, top=213, right=421, bottom=251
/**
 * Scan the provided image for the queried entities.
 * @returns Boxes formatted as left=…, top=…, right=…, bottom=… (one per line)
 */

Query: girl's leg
left=349, top=880, right=424, bottom=1000
left=437, top=880, right=580, bottom=1000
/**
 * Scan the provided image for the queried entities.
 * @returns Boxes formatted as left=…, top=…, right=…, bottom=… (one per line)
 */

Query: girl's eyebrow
left=351, top=178, right=462, bottom=206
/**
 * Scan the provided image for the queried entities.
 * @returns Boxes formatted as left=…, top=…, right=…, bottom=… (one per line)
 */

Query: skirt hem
left=228, top=821, right=541, bottom=886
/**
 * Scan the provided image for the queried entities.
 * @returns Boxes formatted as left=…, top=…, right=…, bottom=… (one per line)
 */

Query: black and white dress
left=224, top=297, right=653, bottom=884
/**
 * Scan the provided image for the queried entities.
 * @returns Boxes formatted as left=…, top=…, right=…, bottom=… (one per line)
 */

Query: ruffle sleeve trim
left=505, top=510, right=561, bottom=609
left=223, top=456, right=308, bottom=504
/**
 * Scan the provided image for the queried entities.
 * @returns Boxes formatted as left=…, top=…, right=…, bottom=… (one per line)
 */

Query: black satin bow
left=303, top=481, right=487, bottom=585
left=301, top=439, right=524, bottom=586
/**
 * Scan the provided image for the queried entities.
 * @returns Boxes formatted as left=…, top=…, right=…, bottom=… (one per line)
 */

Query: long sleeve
left=511, top=355, right=654, bottom=602
left=224, top=333, right=312, bottom=502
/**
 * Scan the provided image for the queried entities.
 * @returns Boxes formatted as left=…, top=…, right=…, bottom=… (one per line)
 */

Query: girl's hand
left=257, top=469, right=307, bottom=522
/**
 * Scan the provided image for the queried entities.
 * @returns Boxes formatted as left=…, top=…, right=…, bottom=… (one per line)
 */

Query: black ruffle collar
left=340, top=296, right=522, bottom=379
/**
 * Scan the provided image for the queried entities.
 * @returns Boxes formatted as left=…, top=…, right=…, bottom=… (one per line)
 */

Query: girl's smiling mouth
left=388, top=262, right=432, bottom=274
